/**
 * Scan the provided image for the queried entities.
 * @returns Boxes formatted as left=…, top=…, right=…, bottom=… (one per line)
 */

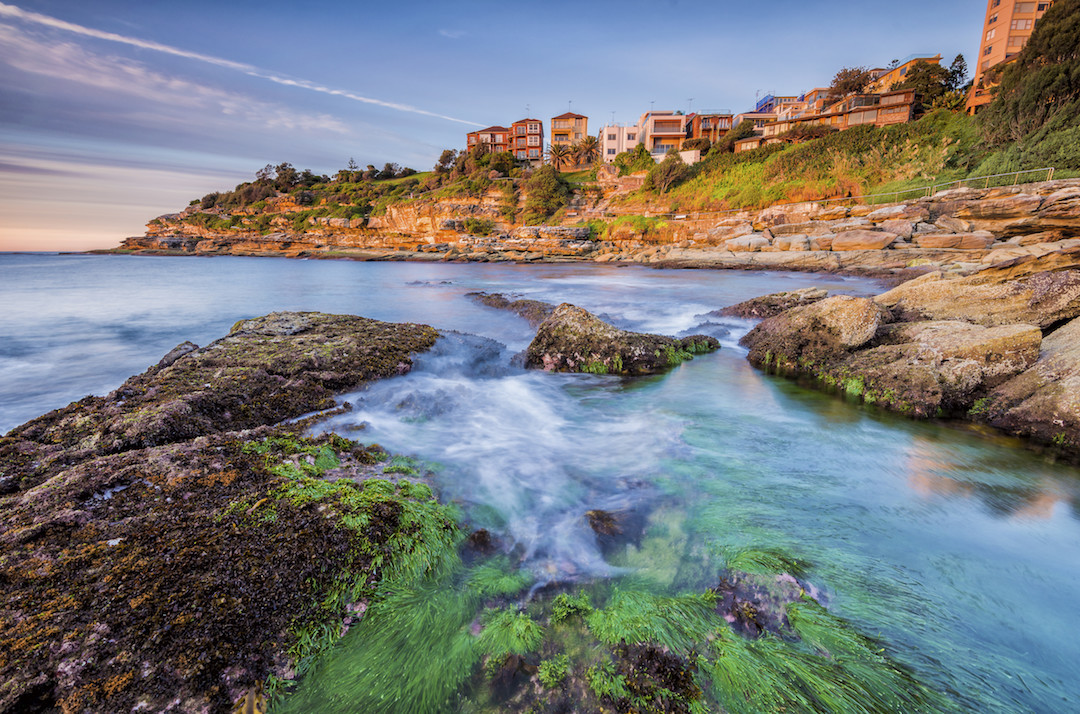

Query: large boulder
left=525, top=304, right=719, bottom=374
left=725, top=234, right=772, bottom=252
left=979, top=317, right=1080, bottom=451
left=830, top=230, right=898, bottom=251
left=719, top=287, right=828, bottom=319
left=741, top=295, right=888, bottom=370
left=467, top=291, right=555, bottom=327
left=875, top=269, right=1080, bottom=328
left=913, top=233, right=995, bottom=250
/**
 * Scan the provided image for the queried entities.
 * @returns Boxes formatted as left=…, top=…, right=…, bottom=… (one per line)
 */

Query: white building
left=599, top=124, right=642, bottom=162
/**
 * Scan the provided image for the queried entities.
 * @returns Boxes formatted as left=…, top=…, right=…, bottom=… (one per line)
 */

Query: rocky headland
left=116, top=179, right=1080, bottom=279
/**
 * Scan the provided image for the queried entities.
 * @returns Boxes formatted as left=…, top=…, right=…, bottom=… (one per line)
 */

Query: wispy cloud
left=0, top=2, right=483, bottom=127
left=0, top=23, right=348, bottom=134
left=438, top=29, right=466, bottom=39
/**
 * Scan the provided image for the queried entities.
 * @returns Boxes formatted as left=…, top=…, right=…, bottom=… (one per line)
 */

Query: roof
left=551, top=112, right=587, bottom=119
left=512, top=118, right=542, bottom=124
left=473, top=126, right=510, bottom=133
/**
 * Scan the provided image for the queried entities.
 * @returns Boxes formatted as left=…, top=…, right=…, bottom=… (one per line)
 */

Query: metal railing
left=587, top=167, right=1057, bottom=222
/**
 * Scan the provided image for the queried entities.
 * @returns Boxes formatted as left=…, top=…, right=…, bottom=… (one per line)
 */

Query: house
left=734, top=135, right=767, bottom=153
left=868, top=54, right=943, bottom=92
left=550, top=112, right=589, bottom=149
left=510, top=118, right=545, bottom=165
left=638, top=111, right=688, bottom=160
left=599, top=125, right=642, bottom=162
left=685, top=112, right=734, bottom=144
left=759, top=89, right=917, bottom=140
left=466, top=126, right=511, bottom=154
left=966, top=0, right=1054, bottom=114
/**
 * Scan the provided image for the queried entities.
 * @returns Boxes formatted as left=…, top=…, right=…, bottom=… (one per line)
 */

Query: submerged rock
left=467, top=291, right=556, bottom=328
left=525, top=304, right=719, bottom=375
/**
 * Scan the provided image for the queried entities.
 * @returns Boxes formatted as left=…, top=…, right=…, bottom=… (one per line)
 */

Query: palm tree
left=547, top=143, right=572, bottom=172
left=574, top=135, right=601, bottom=167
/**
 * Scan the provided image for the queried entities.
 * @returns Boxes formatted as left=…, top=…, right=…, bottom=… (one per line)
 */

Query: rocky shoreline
left=113, top=179, right=1080, bottom=279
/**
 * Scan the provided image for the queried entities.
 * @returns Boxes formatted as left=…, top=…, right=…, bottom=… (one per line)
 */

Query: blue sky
left=0, top=0, right=986, bottom=250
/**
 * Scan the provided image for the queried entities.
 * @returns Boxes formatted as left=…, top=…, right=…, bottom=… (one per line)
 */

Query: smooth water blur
left=3, top=254, right=1079, bottom=711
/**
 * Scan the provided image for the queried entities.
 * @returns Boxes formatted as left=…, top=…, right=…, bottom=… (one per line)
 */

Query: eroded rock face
left=525, top=303, right=719, bottom=374
left=876, top=269, right=1080, bottom=328
left=979, top=317, right=1080, bottom=450
left=831, top=230, right=898, bottom=251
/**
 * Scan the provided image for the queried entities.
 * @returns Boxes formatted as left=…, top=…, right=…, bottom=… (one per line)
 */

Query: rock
left=718, top=287, right=829, bottom=319
left=725, top=234, right=772, bottom=252
left=741, top=295, right=888, bottom=369
left=830, top=217, right=872, bottom=232
left=1008, top=231, right=1064, bottom=246
left=831, top=230, right=898, bottom=251
left=934, top=215, right=972, bottom=233
left=867, top=204, right=930, bottom=222
left=954, top=193, right=1042, bottom=220
left=880, top=219, right=914, bottom=239
left=913, top=233, right=995, bottom=250
left=466, top=292, right=556, bottom=327
left=1036, top=187, right=1080, bottom=229
left=773, top=234, right=811, bottom=251
left=809, top=234, right=835, bottom=251
left=156, top=341, right=199, bottom=368
left=525, top=303, right=719, bottom=375
left=876, top=269, right=1080, bottom=328
left=980, top=316, right=1080, bottom=450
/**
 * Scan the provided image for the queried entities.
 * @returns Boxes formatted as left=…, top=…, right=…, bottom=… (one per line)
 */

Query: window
left=986, top=28, right=996, bottom=40
left=626, top=133, right=636, bottom=140
left=1010, top=18, right=1032, bottom=29
left=1038, top=2, right=1049, bottom=9
left=992, top=0, right=1000, bottom=6
left=528, top=148, right=539, bottom=158
left=984, top=45, right=993, bottom=55
left=516, top=127, right=525, bottom=135
left=1014, top=2, right=1035, bottom=12
left=607, top=133, right=616, bottom=140
left=516, top=151, right=526, bottom=159
left=495, top=134, right=504, bottom=143
left=900, top=66, right=908, bottom=76
left=607, top=148, right=616, bottom=155
left=528, top=123, right=540, bottom=133
left=988, top=13, right=997, bottom=23
left=1009, top=34, right=1027, bottom=47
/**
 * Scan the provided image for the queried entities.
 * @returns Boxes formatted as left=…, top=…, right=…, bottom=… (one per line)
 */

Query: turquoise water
left=2, top=253, right=1078, bottom=711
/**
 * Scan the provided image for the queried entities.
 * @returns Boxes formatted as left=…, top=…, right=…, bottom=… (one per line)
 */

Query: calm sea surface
left=2, top=253, right=1078, bottom=711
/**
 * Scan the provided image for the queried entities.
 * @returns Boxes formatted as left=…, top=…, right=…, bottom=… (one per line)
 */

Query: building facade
left=599, top=125, right=642, bottom=161
left=686, top=112, right=734, bottom=144
left=638, top=111, right=688, bottom=159
left=465, top=126, right=511, bottom=154
left=868, top=54, right=943, bottom=92
left=510, top=118, right=545, bottom=164
left=966, top=0, right=1054, bottom=113
left=550, top=112, right=589, bottom=148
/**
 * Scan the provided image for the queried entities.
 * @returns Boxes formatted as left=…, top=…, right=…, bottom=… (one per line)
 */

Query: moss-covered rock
left=467, top=292, right=556, bottom=327
left=525, top=303, right=719, bottom=375
left=718, top=287, right=828, bottom=319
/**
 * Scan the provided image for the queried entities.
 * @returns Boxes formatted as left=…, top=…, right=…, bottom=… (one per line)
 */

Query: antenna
left=688, top=98, right=694, bottom=113
left=568, top=100, right=573, bottom=112
left=526, top=103, right=530, bottom=117
left=650, top=100, right=655, bottom=112
left=610, top=111, right=615, bottom=125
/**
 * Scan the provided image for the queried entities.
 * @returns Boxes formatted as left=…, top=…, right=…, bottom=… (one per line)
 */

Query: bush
left=462, top=217, right=495, bottom=236
left=522, top=166, right=570, bottom=224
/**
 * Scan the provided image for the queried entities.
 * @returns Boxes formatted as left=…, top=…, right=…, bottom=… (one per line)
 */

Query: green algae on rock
left=466, top=292, right=557, bottom=328
left=525, top=303, right=719, bottom=375
left=0, top=312, right=450, bottom=713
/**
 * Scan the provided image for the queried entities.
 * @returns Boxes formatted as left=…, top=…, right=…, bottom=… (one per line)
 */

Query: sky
left=0, top=0, right=987, bottom=251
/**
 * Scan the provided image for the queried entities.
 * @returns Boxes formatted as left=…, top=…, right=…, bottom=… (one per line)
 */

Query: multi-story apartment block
left=686, top=112, right=734, bottom=143
left=760, top=89, right=917, bottom=141
left=510, top=118, right=545, bottom=164
left=465, top=126, right=511, bottom=154
left=550, top=112, right=589, bottom=148
left=868, top=54, right=943, bottom=92
left=966, top=0, right=1054, bottom=113
left=639, top=111, right=688, bottom=159
left=599, top=125, right=642, bottom=161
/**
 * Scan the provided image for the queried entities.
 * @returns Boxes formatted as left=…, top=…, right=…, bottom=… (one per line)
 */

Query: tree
left=347, top=157, right=359, bottom=171
left=574, top=135, right=601, bottom=166
left=681, top=137, right=712, bottom=152
left=434, top=149, right=457, bottom=174
left=979, top=0, right=1080, bottom=167
left=613, top=144, right=655, bottom=175
left=710, top=119, right=757, bottom=154
left=273, top=162, right=297, bottom=191
left=827, top=66, right=876, bottom=101
left=645, top=153, right=691, bottom=194
left=547, top=143, right=573, bottom=171
left=946, top=54, right=968, bottom=92
left=487, top=151, right=517, bottom=175
left=378, top=162, right=400, bottom=180
left=894, top=61, right=950, bottom=106
left=522, top=165, right=570, bottom=224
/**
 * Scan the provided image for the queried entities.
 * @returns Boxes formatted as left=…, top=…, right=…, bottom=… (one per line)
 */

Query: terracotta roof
left=474, top=126, right=510, bottom=133
left=512, top=118, right=542, bottom=123
left=551, top=112, right=586, bottom=119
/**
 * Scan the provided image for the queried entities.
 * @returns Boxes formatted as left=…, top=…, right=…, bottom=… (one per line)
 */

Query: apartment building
left=599, top=125, right=642, bottom=161
left=510, top=118, right=544, bottom=164
left=465, top=126, right=511, bottom=154
left=550, top=112, right=589, bottom=148
left=868, top=54, right=943, bottom=92
left=686, top=112, right=734, bottom=143
left=760, top=89, right=917, bottom=141
left=966, top=0, right=1054, bottom=113
left=638, top=111, right=688, bottom=159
